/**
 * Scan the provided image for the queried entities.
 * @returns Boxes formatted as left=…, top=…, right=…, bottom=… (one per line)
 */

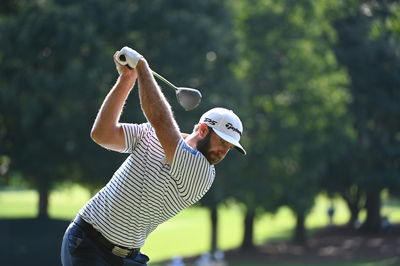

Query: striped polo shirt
left=79, top=122, right=215, bottom=248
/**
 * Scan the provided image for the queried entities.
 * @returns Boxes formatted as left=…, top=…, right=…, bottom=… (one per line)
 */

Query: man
left=61, top=48, right=246, bottom=266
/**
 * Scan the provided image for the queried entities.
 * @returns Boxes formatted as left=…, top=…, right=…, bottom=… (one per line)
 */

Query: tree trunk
left=38, top=185, right=49, bottom=219
left=341, top=190, right=362, bottom=229
left=240, top=208, right=255, bottom=250
left=210, top=204, right=218, bottom=253
left=347, top=206, right=359, bottom=229
left=362, top=189, right=381, bottom=233
left=293, top=212, right=306, bottom=244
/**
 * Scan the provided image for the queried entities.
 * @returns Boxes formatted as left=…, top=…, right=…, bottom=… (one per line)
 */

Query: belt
left=74, top=216, right=140, bottom=258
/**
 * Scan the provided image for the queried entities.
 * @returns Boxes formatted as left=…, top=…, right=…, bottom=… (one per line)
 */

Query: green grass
left=0, top=189, right=38, bottom=217
left=1, top=185, right=399, bottom=265
left=49, top=185, right=91, bottom=219
left=0, top=185, right=91, bottom=219
left=230, top=259, right=400, bottom=266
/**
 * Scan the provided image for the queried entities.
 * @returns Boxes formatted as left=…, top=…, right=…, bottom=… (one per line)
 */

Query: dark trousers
left=61, top=222, right=149, bottom=266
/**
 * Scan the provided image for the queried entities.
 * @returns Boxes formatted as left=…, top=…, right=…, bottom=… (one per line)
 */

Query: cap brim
left=213, top=129, right=246, bottom=155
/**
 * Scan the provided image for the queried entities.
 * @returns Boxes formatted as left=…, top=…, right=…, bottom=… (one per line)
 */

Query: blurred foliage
left=227, top=0, right=352, bottom=244
left=0, top=0, right=399, bottom=247
left=330, top=0, right=400, bottom=232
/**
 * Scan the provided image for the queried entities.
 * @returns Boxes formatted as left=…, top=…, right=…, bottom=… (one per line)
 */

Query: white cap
left=199, top=108, right=246, bottom=155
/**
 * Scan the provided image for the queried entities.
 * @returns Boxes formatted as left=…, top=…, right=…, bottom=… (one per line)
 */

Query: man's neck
left=184, top=133, right=199, bottom=150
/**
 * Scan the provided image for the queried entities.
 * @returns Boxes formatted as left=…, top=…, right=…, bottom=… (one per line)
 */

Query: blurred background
left=0, top=0, right=399, bottom=265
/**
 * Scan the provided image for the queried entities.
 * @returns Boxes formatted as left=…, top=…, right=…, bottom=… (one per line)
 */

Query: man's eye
left=220, top=138, right=233, bottom=149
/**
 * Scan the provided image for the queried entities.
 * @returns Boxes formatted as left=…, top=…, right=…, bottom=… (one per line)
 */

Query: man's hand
left=113, top=51, right=138, bottom=85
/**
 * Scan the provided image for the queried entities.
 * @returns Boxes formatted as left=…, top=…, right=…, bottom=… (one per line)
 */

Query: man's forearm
left=136, top=60, right=175, bottom=126
left=136, top=59, right=181, bottom=164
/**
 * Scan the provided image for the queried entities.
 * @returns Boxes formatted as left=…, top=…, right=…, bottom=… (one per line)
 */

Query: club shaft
left=152, top=71, right=178, bottom=91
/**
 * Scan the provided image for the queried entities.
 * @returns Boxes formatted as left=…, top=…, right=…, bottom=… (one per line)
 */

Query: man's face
left=196, top=128, right=234, bottom=165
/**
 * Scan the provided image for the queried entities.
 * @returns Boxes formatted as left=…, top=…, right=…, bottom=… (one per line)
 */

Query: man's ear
left=198, top=123, right=210, bottom=138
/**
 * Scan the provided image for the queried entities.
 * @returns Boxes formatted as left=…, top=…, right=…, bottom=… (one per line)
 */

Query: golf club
left=151, top=71, right=202, bottom=111
left=116, top=48, right=202, bottom=111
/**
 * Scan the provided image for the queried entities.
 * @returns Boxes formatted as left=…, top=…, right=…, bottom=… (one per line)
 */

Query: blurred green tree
left=0, top=0, right=125, bottom=218
left=230, top=0, right=351, bottom=245
left=332, top=0, right=400, bottom=232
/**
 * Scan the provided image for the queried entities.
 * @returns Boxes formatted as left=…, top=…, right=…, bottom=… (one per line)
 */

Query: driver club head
left=175, top=87, right=202, bottom=111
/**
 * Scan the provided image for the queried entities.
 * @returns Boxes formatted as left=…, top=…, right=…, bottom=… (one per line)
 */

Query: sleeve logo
left=182, top=142, right=199, bottom=155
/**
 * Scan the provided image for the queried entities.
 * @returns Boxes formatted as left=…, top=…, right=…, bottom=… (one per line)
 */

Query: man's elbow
left=90, top=126, right=106, bottom=145
left=90, top=125, right=122, bottom=148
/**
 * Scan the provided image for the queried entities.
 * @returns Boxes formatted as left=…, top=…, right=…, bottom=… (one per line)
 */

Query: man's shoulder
left=180, top=140, right=201, bottom=156
left=175, top=139, right=213, bottom=172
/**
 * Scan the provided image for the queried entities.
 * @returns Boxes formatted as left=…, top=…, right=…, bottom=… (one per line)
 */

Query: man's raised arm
left=136, top=58, right=181, bottom=165
left=90, top=52, right=138, bottom=152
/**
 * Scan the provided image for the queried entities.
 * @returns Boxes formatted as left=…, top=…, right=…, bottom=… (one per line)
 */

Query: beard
left=196, top=129, right=220, bottom=165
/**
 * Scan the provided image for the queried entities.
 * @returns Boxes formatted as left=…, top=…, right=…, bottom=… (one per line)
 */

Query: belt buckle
left=112, top=246, right=130, bottom=258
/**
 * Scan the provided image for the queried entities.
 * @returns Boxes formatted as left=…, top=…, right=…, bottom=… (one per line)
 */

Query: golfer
left=61, top=48, right=246, bottom=266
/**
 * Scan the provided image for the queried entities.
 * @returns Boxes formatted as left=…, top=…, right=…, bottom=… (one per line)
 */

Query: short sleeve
left=121, top=122, right=152, bottom=153
left=170, top=139, right=215, bottom=201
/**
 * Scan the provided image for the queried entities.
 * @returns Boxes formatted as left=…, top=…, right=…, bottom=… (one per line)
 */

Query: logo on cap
left=204, top=117, right=218, bottom=125
left=225, top=123, right=242, bottom=136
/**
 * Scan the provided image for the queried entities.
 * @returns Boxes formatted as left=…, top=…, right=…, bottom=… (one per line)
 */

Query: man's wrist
left=117, top=74, right=135, bottom=89
left=136, top=58, right=148, bottom=71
